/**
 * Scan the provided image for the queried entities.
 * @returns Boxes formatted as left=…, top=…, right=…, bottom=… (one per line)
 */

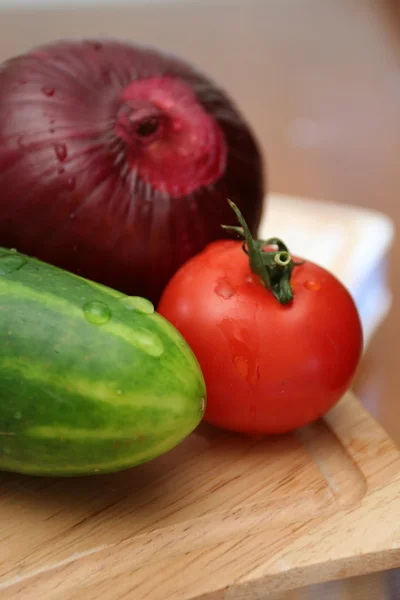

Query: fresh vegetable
left=0, top=38, right=264, bottom=305
left=0, top=247, right=206, bottom=476
left=158, top=201, right=363, bottom=435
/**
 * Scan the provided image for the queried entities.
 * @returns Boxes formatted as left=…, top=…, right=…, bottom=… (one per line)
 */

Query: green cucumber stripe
left=0, top=278, right=164, bottom=357
left=0, top=357, right=189, bottom=414
left=24, top=426, right=158, bottom=439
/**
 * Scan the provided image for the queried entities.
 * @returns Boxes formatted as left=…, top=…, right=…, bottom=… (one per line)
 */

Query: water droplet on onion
left=66, top=177, right=76, bottom=191
left=83, top=301, right=111, bottom=325
left=54, top=143, right=67, bottom=162
left=42, top=86, right=55, bottom=97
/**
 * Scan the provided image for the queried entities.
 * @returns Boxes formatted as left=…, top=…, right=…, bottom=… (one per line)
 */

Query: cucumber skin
left=0, top=248, right=206, bottom=476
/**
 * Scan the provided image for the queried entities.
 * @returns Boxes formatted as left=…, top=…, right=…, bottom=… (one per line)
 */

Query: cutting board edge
left=1, top=391, right=400, bottom=600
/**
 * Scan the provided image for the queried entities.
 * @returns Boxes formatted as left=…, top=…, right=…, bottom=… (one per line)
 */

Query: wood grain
left=0, top=392, right=399, bottom=599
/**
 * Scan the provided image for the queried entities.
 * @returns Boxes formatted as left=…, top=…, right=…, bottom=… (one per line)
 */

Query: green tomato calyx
left=222, top=199, right=303, bottom=305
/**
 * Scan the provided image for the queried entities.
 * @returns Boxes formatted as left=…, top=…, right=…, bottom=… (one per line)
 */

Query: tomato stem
left=222, top=199, right=302, bottom=304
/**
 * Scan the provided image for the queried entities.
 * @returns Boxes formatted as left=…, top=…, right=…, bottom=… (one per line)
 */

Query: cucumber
left=0, top=248, right=206, bottom=476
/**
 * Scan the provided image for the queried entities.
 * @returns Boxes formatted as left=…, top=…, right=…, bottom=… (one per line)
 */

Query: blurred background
left=0, top=0, right=399, bottom=597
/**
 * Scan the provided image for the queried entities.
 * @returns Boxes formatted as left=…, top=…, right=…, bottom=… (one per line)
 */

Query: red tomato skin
left=158, top=240, right=363, bottom=435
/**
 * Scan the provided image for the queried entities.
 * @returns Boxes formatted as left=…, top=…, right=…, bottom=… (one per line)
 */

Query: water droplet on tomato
left=54, top=143, right=67, bottom=162
left=219, top=319, right=261, bottom=390
left=0, top=253, right=27, bottom=275
left=248, top=361, right=261, bottom=389
left=304, top=280, right=321, bottom=291
left=83, top=301, right=111, bottom=325
left=233, top=355, right=249, bottom=378
left=42, top=86, right=55, bottom=97
left=119, top=296, right=154, bottom=314
left=214, top=278, right=235, bottom=299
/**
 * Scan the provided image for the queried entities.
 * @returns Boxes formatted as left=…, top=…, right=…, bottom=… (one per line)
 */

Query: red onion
left=0, top=39, right=265, bottom=303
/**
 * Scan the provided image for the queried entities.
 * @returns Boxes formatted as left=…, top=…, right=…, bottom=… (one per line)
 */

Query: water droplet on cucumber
left=0, top=253, right=27, bottom=275
left=119, top=296, right=154, bottom=314
left=83, top=301, right=111, bottom=325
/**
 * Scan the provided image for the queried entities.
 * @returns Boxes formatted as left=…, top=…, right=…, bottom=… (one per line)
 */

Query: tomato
left=158, top=205, right=363, bottom=435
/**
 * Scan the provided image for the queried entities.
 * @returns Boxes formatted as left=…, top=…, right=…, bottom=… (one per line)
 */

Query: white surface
left=260, top=193, right=396, bottom=348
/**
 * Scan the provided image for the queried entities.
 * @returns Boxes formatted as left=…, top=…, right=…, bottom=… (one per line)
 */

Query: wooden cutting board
left=0, top=392, right=399, bottom=600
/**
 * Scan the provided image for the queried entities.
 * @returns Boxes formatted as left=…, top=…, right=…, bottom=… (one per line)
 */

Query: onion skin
left=0, top=39, right=265, bottom=303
